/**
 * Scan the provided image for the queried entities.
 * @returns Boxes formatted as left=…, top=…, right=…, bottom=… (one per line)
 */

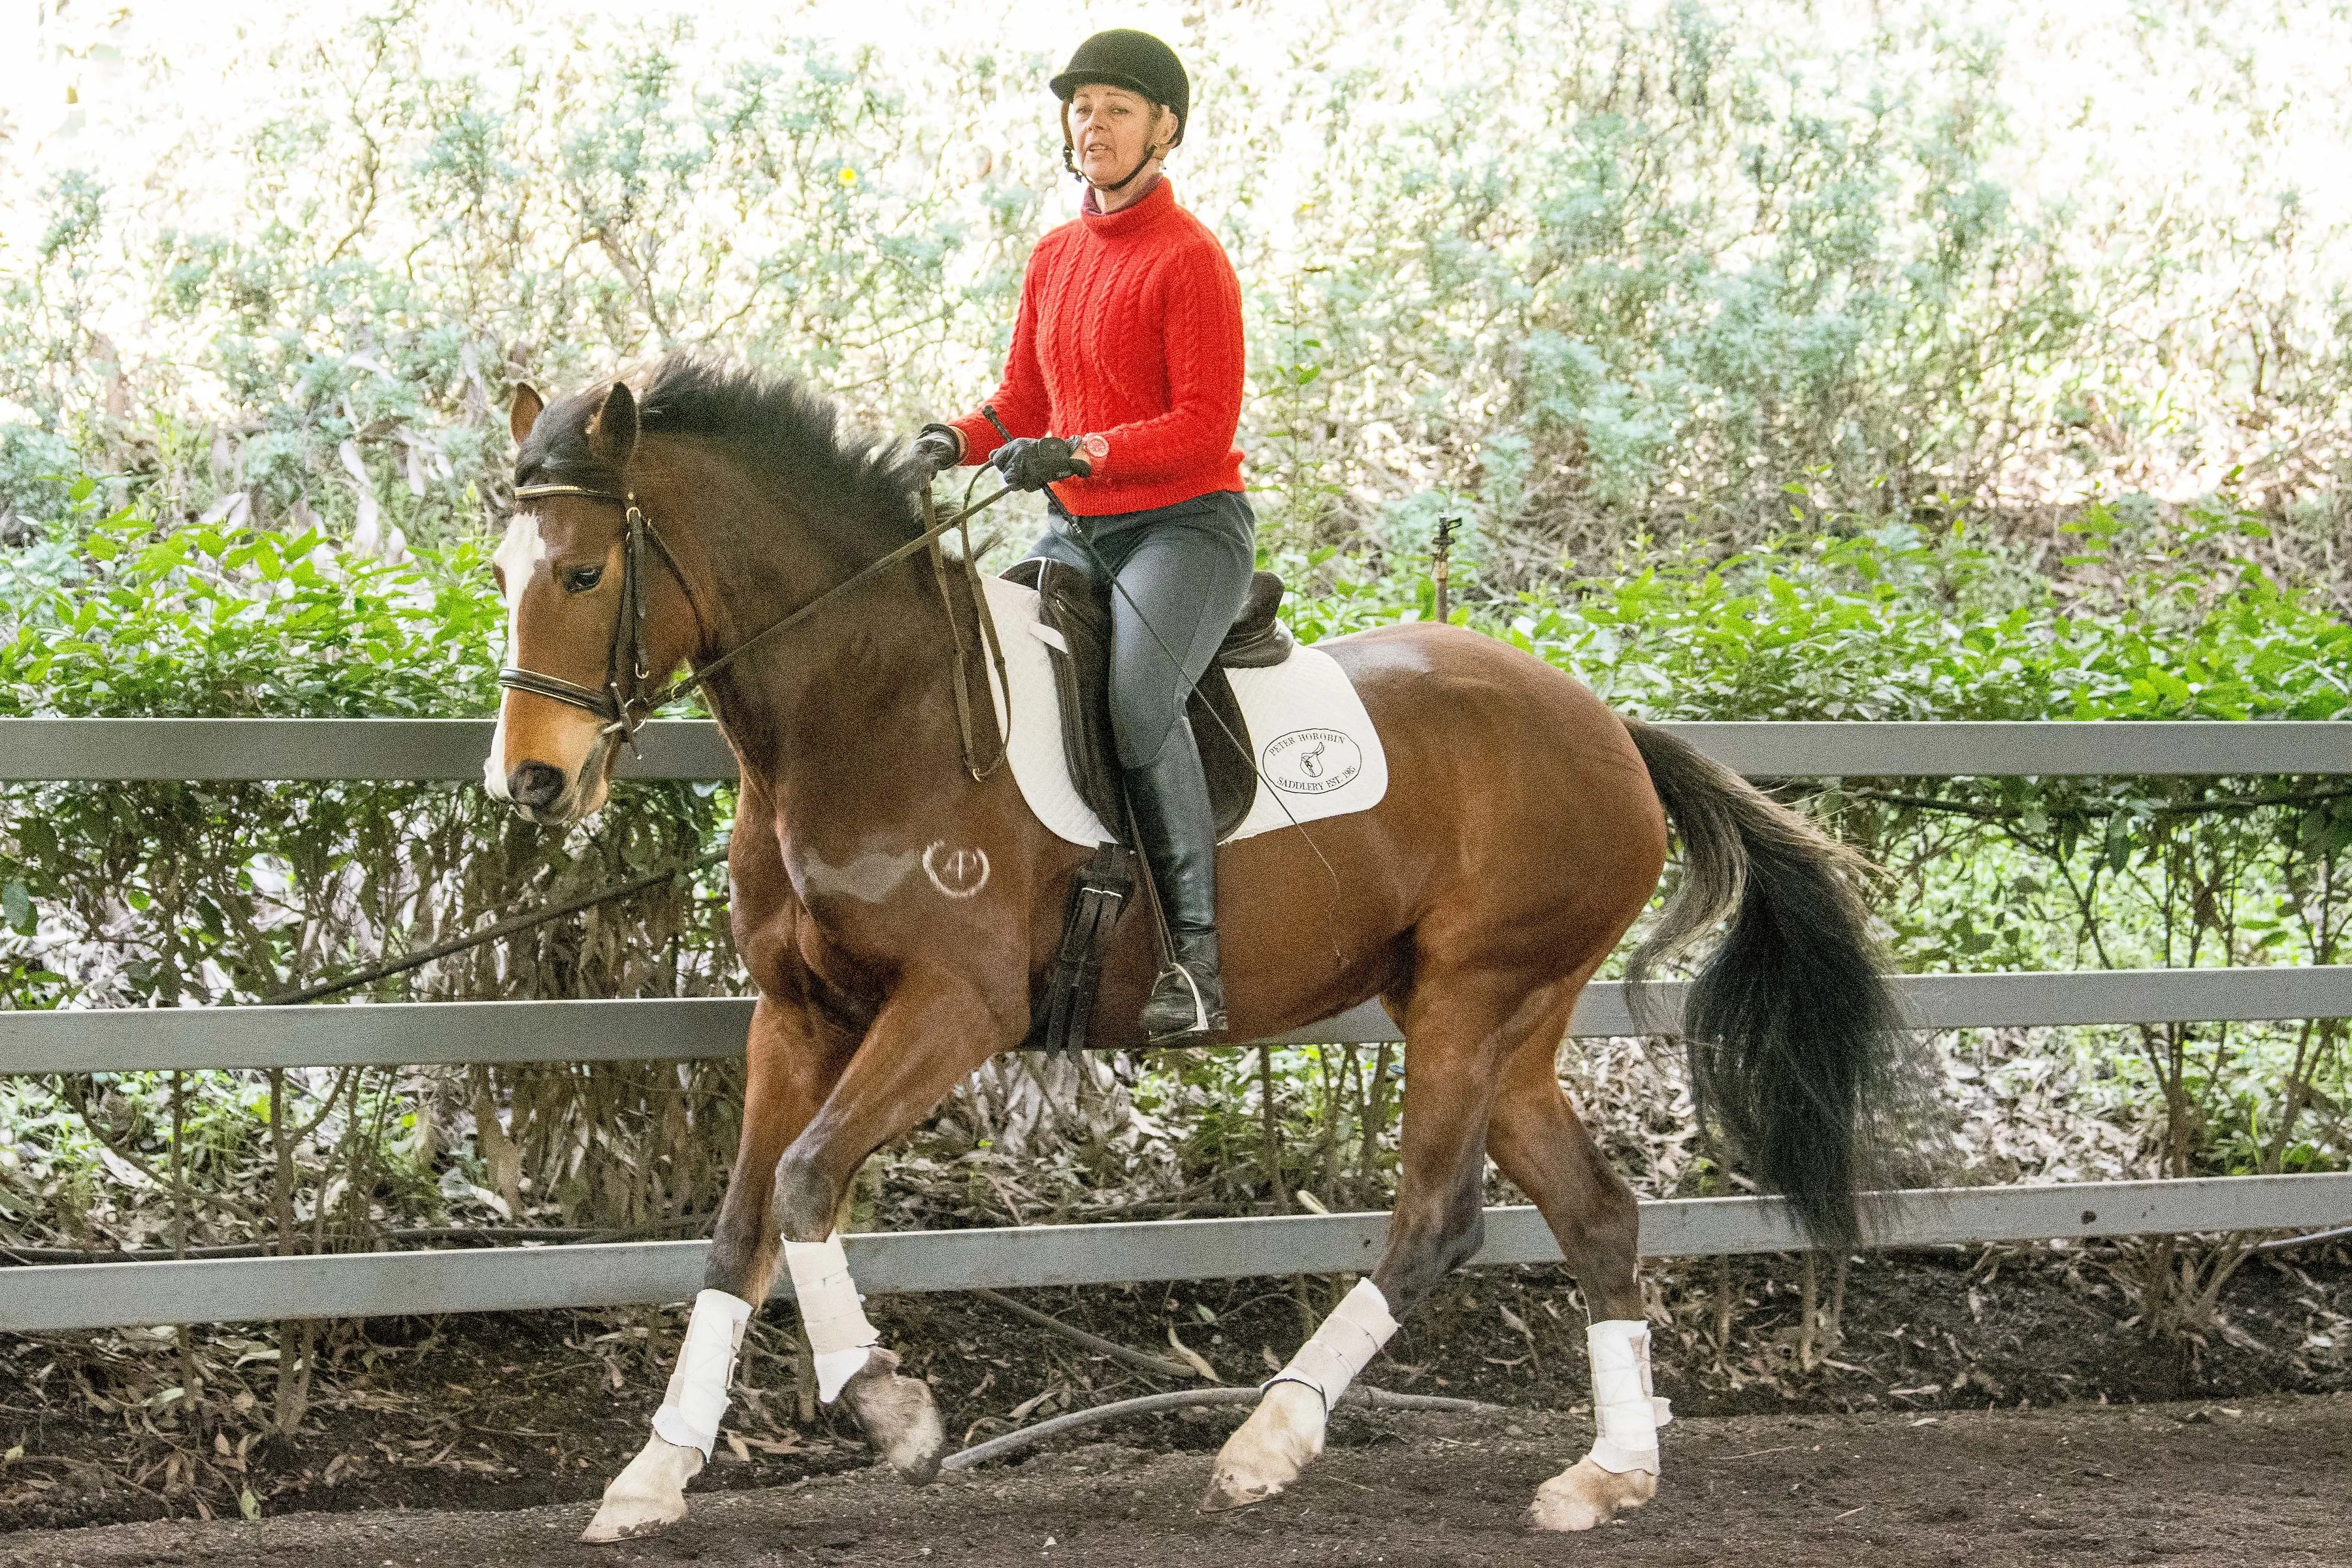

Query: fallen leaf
left=1165, top=1326, right=1219, bottom=1382
left=1009, top=1385, right=1064, bottom=1422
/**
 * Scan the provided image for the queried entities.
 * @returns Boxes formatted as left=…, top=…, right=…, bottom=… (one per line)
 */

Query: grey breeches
left=1027, top=491, right=1256, bottom=769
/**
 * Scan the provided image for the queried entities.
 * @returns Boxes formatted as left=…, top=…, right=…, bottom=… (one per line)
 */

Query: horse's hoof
left=581, top=1433, right=702, bottom=1543
left=840, top=1347, right=946, bottom=1484
left=1524, top=1458, right=1657, bottom=1531
left=1200, top=1381, right=1324, bottom=1512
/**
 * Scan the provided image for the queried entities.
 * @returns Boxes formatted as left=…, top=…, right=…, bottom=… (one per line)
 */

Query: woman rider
left=911, top=29, right=1251, bottom=1047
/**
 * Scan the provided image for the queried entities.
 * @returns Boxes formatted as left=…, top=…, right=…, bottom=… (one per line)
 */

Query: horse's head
left=484, top=378, right=702, bottom=824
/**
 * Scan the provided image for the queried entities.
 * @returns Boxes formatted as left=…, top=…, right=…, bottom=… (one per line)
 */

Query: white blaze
left=482, top=510, right=547, bottom=796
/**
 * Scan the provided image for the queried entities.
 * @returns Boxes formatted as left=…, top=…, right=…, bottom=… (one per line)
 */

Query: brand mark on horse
left=922, top=841, right=990, bottom=899
left=1262, top=728, right=1364, bottom=796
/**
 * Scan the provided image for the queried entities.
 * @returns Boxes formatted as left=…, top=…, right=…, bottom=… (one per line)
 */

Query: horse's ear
left=509, top=383, right=544, bottom=446
left=586, top=381, right=639, bottom=470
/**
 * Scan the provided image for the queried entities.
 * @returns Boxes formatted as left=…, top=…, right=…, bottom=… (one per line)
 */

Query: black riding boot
left=1126, top=732, right=1227, bottom=1045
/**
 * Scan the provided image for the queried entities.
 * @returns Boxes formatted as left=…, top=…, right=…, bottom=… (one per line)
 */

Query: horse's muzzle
left=507, top=761, right=567, bottom=811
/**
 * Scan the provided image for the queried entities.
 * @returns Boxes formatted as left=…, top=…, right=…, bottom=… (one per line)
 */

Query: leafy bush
left=6, top=1, right=2349, bottom=574
left=2, top=477, right=499, bottom=720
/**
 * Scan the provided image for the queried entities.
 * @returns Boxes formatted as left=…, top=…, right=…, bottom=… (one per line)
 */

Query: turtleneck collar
left=1079, top=174, right=1175, bottom=237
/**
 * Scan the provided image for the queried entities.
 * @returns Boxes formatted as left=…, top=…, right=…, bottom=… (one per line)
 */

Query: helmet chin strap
left=1090, top=146, right=1162, bottom=195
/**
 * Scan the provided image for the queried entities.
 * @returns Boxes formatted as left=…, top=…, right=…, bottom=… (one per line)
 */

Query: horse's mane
left=531, top=350, right=926, bottom=538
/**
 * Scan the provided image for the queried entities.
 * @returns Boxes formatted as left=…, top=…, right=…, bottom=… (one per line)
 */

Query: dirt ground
left=2, top=1394, right=2347, bottom=1567
left=2, top=1242, right=2348, bottom=1541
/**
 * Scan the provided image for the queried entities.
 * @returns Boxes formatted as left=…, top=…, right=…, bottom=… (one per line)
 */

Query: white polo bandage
left=649, top=1288, right=752, bottom=1457
left=783, top=1232, right=880, bottom=1403
left=1586, top=1318, right=1672, bottom=1475
left=1263, top=1278, right=1398, bottom=1410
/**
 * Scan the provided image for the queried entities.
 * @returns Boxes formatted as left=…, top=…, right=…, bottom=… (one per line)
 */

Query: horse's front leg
left=583, top=995, right=851, bottom=1543
left=770, top=970, right=1017, bottom=1483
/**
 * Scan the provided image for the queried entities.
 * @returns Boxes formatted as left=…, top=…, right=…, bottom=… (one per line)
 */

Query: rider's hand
left=990, top=434, right=1094, bottom=491
left=910, top=423, right=964, bottom=478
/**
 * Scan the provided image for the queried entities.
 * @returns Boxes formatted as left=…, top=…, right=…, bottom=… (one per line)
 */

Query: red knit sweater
left=951, top=179, right=1247, bottom=515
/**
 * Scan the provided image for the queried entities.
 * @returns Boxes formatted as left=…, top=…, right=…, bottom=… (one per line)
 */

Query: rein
left=500, top=478, right=1014, bottom=767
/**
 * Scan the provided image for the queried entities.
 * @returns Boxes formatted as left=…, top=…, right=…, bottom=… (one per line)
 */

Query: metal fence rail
left=5, top=717, right=2347, bottom=783
left=3, top=1175, right=2345, bottom=1334
left=7, top=966, right=2352, bottom=1073
left=2, top=717, right=2347, bottom=1336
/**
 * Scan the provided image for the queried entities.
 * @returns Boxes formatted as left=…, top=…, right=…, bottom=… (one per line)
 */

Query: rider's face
left=1068, top=85, right=1169, bottom=186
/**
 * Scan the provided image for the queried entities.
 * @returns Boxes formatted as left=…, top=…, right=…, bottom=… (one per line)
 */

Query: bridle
left=499, top=483, right=700, bottom=743
left=498, top=475, right=1013, bottom=768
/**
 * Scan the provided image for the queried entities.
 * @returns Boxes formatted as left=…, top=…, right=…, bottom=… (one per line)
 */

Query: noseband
left=498, top=476, right=1013, bottom=760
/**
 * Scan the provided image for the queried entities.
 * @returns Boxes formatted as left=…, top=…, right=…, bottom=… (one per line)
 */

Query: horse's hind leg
left=584, top=996, right=851, bottom=1543
left=1485, top=1022, right=1665, bottom=1531
left=1203, top=960, right=1575, bottom=1512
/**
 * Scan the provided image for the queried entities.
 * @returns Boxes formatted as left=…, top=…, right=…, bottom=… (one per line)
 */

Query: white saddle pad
left=981, top=576, right=1389, bottom=848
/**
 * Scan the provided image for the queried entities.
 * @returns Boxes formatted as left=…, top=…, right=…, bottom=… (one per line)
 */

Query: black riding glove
left=910, top=423, right=964, bottom=478
left=990, top=434, right=1093, bottom=492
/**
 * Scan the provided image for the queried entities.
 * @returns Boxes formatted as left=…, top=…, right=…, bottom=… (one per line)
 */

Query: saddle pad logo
left=1262, top=728, right=1364, bottom=796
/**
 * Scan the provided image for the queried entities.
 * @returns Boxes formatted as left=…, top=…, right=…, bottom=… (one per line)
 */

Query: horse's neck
left=693, top=502, right=955, bottom=813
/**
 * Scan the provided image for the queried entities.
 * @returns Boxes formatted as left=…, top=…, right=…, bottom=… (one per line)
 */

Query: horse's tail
left=1622, top=718, right=1915, bottom=1249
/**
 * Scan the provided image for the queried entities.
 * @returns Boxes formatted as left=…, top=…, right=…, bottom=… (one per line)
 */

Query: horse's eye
left=563, top=564, right=604, bottom=593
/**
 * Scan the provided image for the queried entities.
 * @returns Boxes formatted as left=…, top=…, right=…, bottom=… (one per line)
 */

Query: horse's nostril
left=508, top=761, right=566, bottom=809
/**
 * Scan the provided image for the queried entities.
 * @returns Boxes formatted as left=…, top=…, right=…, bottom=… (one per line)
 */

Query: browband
left=513, top=482, right=627, bottom=502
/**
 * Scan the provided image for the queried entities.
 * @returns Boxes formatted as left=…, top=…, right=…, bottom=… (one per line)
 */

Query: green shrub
left=6, top=2, right=2348, bottom=570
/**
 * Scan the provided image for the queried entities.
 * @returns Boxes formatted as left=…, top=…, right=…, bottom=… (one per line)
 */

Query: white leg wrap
left=783, top=1233, right=879, bottom=1404
left=648, top=1288, right=752, bottom=1458
left=1585, top=1318, right=1672, bottom=1475
left=1263, top=1278, right=1398, bottom=1410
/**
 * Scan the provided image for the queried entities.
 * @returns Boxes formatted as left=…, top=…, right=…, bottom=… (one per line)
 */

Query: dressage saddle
left=993, top=559, right=1290, bottom=1056
left=1000, top=559, right=1291, bottom=843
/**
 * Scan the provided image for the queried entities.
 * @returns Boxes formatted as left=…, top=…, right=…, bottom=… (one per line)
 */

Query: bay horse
left=485, top=353, right=1910, bottom=1541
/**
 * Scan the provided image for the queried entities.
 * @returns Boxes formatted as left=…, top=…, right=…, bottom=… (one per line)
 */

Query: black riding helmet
left=1052, top=29, right=1189, bottom=191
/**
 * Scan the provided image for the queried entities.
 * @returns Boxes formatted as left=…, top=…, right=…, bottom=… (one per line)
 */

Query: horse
left=483, top=351, right=1912, bottom=1541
